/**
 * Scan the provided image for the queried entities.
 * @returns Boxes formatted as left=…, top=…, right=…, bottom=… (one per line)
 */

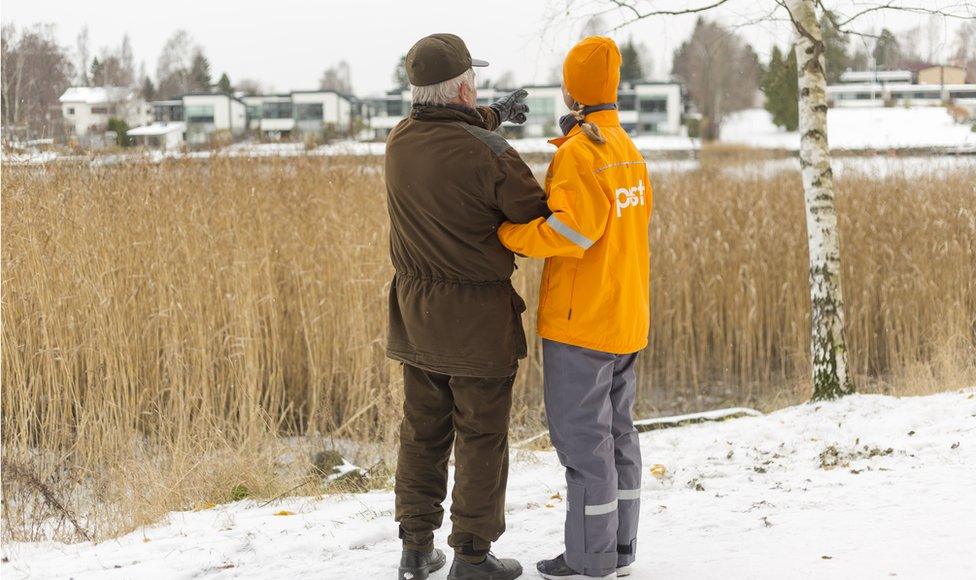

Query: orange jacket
left=497, top=109, right=652, bottom=354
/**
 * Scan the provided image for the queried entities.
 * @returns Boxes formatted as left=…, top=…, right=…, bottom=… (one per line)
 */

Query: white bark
left=787, top=0, right=855, bottom=400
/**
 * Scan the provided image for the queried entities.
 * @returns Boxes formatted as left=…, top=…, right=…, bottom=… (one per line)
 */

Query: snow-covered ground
left=721, top=107, right=976, bottom=152
left=4, top=389, right=974, bottom=580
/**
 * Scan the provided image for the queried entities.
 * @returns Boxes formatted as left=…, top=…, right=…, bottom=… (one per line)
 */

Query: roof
left=839, top=70, right=913, bottom=83
left=60, top=86, right=135, bottom=104
left=127, top=122, right=186, bottom=136
left=181, top=92, right=247, bottom=105
left=918, top=64, right=966, bottom=72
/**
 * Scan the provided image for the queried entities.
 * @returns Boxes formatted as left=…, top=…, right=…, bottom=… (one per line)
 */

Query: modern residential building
left=362, top=89, right=411, bottom=140
left=362, top=81, right=685, bottom=140
left=838, top=70, right=913, bottom=85
left=59, top=86, right=151, bottom=138
left=241, top=90, right=354, bottom=138
left=181, top=93, right=247, bottom=144
left=829, top=69, right=976, bottom=108
left=618, top=81, right=683, bottom=135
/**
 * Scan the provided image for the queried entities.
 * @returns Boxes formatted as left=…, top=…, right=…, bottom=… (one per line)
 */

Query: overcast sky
left=2, top=1, right=970, bottom=96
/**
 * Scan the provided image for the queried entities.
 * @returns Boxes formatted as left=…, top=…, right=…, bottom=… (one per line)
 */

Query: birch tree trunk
left=788, top=0, right=856, bottom=400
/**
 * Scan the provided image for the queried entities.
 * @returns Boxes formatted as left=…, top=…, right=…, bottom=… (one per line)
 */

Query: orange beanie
left=563, top=36, right=621, bottom=105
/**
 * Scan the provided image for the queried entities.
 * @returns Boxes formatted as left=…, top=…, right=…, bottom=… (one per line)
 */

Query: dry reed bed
left=2, top=155, right=974, bottom=540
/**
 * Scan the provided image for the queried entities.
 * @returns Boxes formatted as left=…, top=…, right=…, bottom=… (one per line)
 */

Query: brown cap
left=405, top=33, right=488, bottom=86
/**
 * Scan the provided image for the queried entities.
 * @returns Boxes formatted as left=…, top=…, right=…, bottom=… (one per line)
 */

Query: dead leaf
left=274, top=510, right=296, bottom=516
left=650, top=464, right=667, bottom=479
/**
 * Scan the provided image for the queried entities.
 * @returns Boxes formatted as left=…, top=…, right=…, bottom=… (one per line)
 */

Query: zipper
left=567, top=263, right=580, bottom=320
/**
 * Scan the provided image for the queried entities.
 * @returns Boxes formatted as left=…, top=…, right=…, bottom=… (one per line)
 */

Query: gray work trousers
left=543, top=339, right=642, bottom=577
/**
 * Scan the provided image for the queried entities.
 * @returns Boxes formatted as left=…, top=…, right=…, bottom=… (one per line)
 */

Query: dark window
left=640, top=122, right=658, bottom=133
left=262, top=101, right=292, bottom=119
left=639, top=98, right=666, bottom=113
left=950, top=90, right=976, bottom=99
left=618, top=94, right=636, bottom=111
left=66, top=107, right=75, bottom=115
left=246, top=105, right=262, bottom=120
left=295, top=103, right=323, bottom=120
left=91, top=106, right=108, bottom=114
left=185, top=105, right=215, bottom=124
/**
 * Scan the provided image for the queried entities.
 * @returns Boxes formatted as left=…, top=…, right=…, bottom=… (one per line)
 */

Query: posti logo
left=614, top=180, right=647, bottom=218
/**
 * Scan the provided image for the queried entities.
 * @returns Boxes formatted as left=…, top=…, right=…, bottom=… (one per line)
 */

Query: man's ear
left=459, top=81, right=472, bottom=105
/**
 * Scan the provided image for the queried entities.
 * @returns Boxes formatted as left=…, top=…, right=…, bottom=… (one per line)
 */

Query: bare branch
left=829, top=2, right=975, bottom=29
left=606, top=0, right=735, bottom=30
left=816, top=2, right=882, bottom=40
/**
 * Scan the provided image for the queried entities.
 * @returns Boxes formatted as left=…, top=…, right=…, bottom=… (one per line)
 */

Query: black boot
left=536, top=554, right=616, bottom=580
left=447, top=552, right=522, bottom=579
left=398, top=548, right=446, bottom=580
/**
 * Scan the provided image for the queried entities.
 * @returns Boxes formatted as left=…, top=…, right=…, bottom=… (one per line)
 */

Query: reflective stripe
left=618, top=488, right=641, bottom=500
left=584, top=499, right=618, bottom=516
left=546, top=214, right=595, bottom=250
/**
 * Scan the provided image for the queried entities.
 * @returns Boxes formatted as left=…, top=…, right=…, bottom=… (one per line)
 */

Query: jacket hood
left=563, top=36, right=621, bottom=105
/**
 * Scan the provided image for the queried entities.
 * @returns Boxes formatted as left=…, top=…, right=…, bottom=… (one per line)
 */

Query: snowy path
left=4, top=389, right=975, bottom=579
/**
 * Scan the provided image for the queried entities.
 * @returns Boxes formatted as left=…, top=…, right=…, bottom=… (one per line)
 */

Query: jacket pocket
left=542, top=258, right=580, bottom=321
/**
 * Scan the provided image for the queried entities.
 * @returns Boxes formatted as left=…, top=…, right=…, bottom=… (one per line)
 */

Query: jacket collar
left=548, top=109, right=621, bottom=147
left=411, top=103, right=488, bottom=129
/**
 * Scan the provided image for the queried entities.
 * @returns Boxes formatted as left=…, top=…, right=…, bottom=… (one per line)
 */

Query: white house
left=181, top=93, right=247, bottom=144
left=242, top=94, right=293, bottom=134
left=363, top=89, right=411, bottom=140
left=59, top=86, right=151, bottom=138
left=241, top=91, right=355, bottom=138
left=292, top=91, right=353, bottom=136
left=829, top=71, right=976, bottom=109
left=838, top=70, right=913, bottom=85
left=620, top=82, right=684, bottom=135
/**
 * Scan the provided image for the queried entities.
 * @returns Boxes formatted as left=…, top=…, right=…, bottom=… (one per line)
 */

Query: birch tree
left=572, top=0, right=973, bottom=400
left=784, top=0, right=854, bottom=399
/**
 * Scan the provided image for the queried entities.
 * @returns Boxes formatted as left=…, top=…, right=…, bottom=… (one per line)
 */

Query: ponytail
left=570, top=103, right=606, bottom=144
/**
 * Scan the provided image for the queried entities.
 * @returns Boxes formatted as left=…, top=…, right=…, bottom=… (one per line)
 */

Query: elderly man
left=386, top=34, right=548, bottom=580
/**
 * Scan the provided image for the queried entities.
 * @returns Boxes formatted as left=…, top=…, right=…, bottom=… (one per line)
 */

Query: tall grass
left=2, top=155, right=974, bottom=541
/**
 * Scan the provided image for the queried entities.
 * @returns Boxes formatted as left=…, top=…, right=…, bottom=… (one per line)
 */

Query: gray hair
left=410, top=68, right=476, bottom=106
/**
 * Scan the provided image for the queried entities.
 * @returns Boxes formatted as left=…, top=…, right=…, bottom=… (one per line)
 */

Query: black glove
left=490, top=89, right=530, bottom=124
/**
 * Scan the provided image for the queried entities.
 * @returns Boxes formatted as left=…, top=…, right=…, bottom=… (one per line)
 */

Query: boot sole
left=616, top=565, right=631, bottom=577
left=538, top=572, right=615, bottom=580
left=448, top=564, right=523, bottom=580
left=398, top=555, right=446, bottom=580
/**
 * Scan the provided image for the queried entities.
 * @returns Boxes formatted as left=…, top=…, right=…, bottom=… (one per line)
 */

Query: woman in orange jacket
left=497, top=36, right=652, bottom=580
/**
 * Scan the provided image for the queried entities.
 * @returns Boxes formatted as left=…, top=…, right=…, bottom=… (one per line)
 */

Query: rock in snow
left=3, top=389, right=974, bottom=579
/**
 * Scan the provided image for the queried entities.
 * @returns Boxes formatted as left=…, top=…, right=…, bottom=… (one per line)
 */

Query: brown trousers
left=394, top=363, right=515, bottom=560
